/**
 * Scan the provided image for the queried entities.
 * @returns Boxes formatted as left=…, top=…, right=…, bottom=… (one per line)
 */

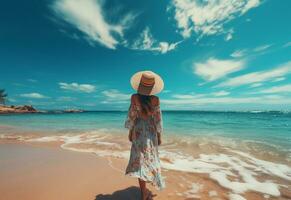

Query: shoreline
left=1, top=128, right=291, bottom=199
left=0, top=105, right=38, bottom=114
left=0, top=143, right=140, bottom=200
left=1, top=106, right=291, bottom=115
left=0, top=142, right=252, bottom=200
left=0, top=143, right=205, bottom=200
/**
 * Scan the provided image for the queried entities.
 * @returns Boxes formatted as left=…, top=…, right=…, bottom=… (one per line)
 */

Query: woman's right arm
left=153, top=96, right=163, bottom=145
left=157, top=132, right=162, bottom=145
left=128, top=129, right=133, bottom=142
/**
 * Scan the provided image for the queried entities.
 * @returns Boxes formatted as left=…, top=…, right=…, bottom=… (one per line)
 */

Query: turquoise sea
left=0, top=111, right=290, bottom=149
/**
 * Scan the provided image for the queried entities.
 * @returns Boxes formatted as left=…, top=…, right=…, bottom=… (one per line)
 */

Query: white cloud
left=172, top=93, right=206, bottom=99
left=165, top=96, right=256, bottom=105
left=212, top=90, right=230, bottom=96
left=260, top=84, right=291, bottom=94
left=250, top=83, right=263, bottom=88
left=162, top=90, right=171, bottom=94
left=159, top=42, right=180, bottom=54
left=262, top=94, right=284, bottom=100
left=7, top=98, right=17, bottom=103
left=132, top=28, right=153, bottom=50
left=20, top=93, right=48, bottom=99
left=225, top=29, right=234, bottom=41
left=27, top=79, right=38, bottom=83
left=230, top=44, right=272, bottom=58
left=131, top=27, right=180, bottom=54
left=241, top=0, right=261, bottom=13
left=162, top=90, right=291, bottom=109
left=52, top=0, right=134, bottom=49
left=273, top=77, right=285, bottom=82
left=59, top=82, right=95, bottom=93
left=231, top=49, right=248, bottom=58
left=57, top=96, right=76, bottom=101
left=101, top=89, right=130, bottom=102
left=253, top=44, right=272, bottom=52
left=162, top=95, right=291, bottom=106
left=217, top=61, right=291, bottom=87
left=172, top=91, right=229, bottom=99
left=170, top=0, right=261, bottom=39
left=52, top=1, right=180, bottom=53
left=193, top=58, right=245, bottom=81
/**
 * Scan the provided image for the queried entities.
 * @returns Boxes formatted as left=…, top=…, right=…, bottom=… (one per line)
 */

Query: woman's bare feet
left=142, top=189, right=157, bottom=200
left=138, top=179, right=155, bottom=200
left=142, top=189, right=153, bottom=200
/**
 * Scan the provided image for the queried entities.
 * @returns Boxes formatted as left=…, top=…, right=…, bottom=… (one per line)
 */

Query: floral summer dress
left=124, top=97, right=165, bottom=190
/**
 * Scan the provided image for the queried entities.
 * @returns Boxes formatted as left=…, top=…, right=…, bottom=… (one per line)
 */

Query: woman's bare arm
left=152, top=96, right=162, bottom=145
left=128, top=94, right=137, bottom=142
left=157, top=132, right=162, bottom=145
left=128, top=129, right=133, bottom=142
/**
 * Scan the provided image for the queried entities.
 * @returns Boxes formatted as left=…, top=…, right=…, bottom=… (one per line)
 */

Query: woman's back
left=130, top=93, right=160, bottom=120
left=125, top=93, right=163, bottom=134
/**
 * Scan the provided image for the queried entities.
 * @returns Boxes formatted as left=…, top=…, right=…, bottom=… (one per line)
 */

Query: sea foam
left=1, top=132, right=291, bottom=198
left=160, top=150, right=291, bottom=197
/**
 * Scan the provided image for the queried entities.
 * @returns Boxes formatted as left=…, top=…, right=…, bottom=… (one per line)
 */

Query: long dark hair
left=137, top=93, right=153, bottom=115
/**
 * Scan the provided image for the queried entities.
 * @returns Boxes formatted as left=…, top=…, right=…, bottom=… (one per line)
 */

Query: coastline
left=1, top=124, right=291, bottom=200
left=0, top=143, right=199, bottom=200
left=0, top=105, right=38, bottom=114
left=0, top=105, right=85, bottom=114
left=0, top=143, right=139, bottom=200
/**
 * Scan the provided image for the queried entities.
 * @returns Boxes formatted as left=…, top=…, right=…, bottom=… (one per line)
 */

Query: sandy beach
left=0, top=142, right=195, bottom=200
left=0, top=137, right=291, bottom=200
left=0, top=142, right=232, bottom=200
left=0, top=143, right=149, bottom=200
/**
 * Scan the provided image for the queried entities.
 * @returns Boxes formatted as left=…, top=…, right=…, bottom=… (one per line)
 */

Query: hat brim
left=130, top=71, right=164, bottom=95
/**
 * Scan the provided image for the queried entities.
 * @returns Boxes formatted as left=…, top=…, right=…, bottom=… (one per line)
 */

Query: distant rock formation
left=63, top=109, right=84, bottom=113
left=0, top=105, right=38, bottom=114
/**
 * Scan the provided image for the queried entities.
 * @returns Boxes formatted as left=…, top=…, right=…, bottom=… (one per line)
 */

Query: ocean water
left=0, top=111, right=290, bottom=149
left=1, top=111, right=291, bottom=199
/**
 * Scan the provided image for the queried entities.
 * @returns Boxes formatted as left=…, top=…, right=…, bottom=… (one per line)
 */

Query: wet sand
left=1, top=129, right=291, bottom=200
left=0, top=143, right=189, bottom=200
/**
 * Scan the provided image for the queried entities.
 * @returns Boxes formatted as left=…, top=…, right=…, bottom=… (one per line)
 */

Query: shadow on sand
left=95, top=186, right=141, bottom=200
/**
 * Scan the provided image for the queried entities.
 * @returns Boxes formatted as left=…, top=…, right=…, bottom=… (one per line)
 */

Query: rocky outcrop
left=64, top=109, right=83, bottom=113
left=0, top=105, right=38, bottom=114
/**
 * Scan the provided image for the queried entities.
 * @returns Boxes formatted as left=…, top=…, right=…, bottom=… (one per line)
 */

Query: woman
left=125, top=71, right=165, bottom=200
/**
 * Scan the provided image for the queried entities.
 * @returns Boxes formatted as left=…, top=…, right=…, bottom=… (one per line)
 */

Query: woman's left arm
left=125, top=95, right=137, bottom=142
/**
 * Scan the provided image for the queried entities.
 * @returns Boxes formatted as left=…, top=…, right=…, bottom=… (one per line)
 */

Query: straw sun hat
left=130, top=71, right=164, bottom=96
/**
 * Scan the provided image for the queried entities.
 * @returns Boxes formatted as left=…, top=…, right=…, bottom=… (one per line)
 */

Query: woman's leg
left=138, top=178, right=147, bottom=200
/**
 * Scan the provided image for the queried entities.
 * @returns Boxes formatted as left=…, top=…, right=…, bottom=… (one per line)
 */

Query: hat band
left=137, top=82, right=154, bottom=95
left=141, top=81, right=154, bottom=87
left=140, top=76, right=155, bottom=87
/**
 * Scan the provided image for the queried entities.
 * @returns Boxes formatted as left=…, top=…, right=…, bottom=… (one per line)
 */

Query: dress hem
left=125, top=172, right=165, bottom=191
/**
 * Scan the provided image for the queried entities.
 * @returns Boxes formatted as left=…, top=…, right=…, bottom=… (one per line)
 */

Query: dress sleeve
left=124, top=102, right=137, bottom=130
left=153, top=105, right=163, bottom=133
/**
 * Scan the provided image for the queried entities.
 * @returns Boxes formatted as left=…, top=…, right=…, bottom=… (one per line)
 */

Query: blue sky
left=0, top=0, right=290, bottom=111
